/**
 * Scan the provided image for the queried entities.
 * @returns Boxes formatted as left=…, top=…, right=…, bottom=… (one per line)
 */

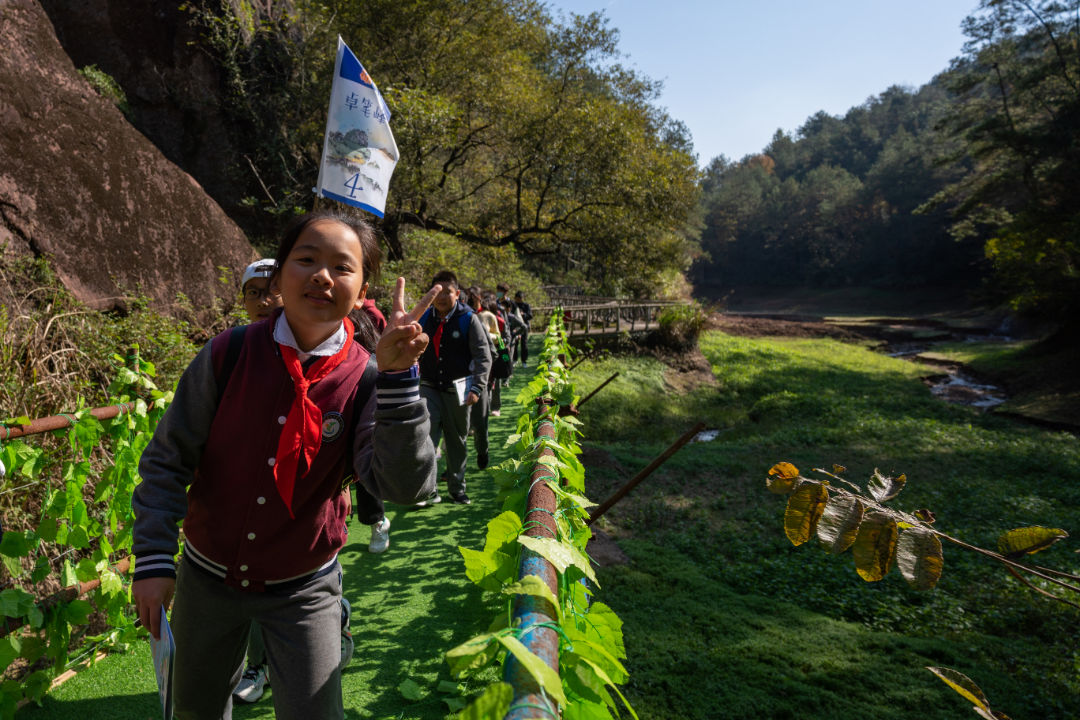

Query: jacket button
left=247, top=532, right=256, bottom=540
left=241, top=580, right=250, bottom=587
left=240, top=564, right=248, bottom=571
left=256, top=496, right=266, bottom=505
left=278, top=416, right=287, bottom=425
left=267, top=458, right=275, bottom=467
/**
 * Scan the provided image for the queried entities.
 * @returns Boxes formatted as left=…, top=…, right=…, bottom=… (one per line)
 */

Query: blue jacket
left=419, top=301, right=492, bottom=394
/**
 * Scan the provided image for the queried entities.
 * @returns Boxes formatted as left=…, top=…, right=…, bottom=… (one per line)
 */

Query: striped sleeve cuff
left=376, top=365, right=421, bottom=409
left=133, top=552, right=177, bottom=581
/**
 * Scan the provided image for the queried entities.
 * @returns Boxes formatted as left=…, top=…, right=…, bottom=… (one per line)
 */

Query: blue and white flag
left=314, top=37, right=399, bottom=217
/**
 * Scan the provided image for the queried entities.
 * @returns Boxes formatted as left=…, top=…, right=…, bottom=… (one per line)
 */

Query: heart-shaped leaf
left=784, top=481, right=829, bottom=546
left=996, top=526, right=1068, bottom=559
left=896, top=527, right=944, bottom=590
left=851, top=511, right=897, bottom=582
left=767, top=462, right=800, bottom=494
left=817, top=494, right=864, bottom=554
left=867, top=469, right=906, bottom=503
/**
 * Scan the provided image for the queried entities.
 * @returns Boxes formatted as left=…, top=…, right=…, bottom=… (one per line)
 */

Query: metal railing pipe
left=0, top=556, right=132, bottom=639
left=1, top=403, right=135, bottom=441
left=504, top=408, right=561, bottom=719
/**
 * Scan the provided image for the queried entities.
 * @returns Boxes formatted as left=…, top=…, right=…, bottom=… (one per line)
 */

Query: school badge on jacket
left=322, top=412, right=345, bottom=442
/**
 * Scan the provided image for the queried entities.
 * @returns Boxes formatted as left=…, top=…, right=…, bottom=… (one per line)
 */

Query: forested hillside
left=697, top=82, right=979, bottom=291
left=697, top=0, right=1079, bottom=330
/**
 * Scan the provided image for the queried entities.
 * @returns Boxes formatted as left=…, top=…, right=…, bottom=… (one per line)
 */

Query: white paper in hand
left=149, top=605, right=175, bottom=720
left=453, top=377, right=469, bottom=406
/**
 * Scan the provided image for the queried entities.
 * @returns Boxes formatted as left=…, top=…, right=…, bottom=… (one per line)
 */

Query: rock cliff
left=0, top=0, right=253, bottom=314
left=38, top=0, right=246, bottom=214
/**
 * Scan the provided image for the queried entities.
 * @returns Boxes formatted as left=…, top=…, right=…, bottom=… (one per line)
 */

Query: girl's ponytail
left=349, top=307, right=380, bottom=352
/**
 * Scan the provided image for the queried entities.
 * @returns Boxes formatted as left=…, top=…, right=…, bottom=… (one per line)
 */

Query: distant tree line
left=697, top=0, right=1079, bottom=327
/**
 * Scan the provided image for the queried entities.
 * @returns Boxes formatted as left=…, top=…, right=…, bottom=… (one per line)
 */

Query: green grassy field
left=574, top=331, right=1080, bottom=719
left=16, top=330, right=1080, bottom=719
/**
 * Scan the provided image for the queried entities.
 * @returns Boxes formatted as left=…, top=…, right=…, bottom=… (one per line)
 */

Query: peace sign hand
left=375, top=277, right=439, bottom=371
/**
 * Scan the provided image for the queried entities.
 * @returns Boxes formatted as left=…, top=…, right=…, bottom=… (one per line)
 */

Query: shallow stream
left=883, top=339, right=1008, bottom=410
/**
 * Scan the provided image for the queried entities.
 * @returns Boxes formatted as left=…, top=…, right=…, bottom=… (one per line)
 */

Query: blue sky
left=545, top=1, right=978, bottom=165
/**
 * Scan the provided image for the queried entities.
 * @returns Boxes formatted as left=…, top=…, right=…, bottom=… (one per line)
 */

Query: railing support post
left=576, top=373, right=619, bottom=408
left=586, top=422, right=705, bottom=525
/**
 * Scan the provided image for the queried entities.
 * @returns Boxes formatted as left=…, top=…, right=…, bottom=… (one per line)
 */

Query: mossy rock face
left=2, top=0, right=253, bottom=321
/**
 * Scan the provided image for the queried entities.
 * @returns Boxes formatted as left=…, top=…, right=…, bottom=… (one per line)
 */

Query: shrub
left=0, top=252, right=200, bottom=418
left=653, top=302, right=705, bottom=351
left=78, top=64, right=130, bottom=117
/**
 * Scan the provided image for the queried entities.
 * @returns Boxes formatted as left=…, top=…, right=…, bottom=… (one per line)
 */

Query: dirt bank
left=707, top=313, right=871, bottom=341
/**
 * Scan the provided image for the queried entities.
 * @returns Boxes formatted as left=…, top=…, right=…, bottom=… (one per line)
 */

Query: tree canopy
left=185, top=0, right=700, bottom=296
left=697, top=83, right=981, bottom=291
left=928, top=0, right=1080, bottom=321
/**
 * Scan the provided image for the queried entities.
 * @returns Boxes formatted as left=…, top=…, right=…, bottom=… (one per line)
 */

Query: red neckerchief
left=432, top=313, right=447, bottom=359
left=273, top=318, right=354, bottom=518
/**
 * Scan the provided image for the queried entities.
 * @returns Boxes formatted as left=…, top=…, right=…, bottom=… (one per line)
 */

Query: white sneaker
left=340, top=598, right=354, bottom=670
left=233, top=663, right=268, bottom=703
left=369, top=516, right=391, bottom=553
left=414, top=490, right=441, bottom=508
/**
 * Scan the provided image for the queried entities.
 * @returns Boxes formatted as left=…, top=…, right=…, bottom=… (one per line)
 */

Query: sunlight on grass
left=574, top=330, right=1080, bottom=720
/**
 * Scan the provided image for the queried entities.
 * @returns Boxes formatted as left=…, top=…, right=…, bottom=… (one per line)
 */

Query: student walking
left=469, top=301, right=502, bottom=470
left=513, top=291, right=532, bottom=366
left=132, top=210, right=438, bottom=720
left=416, top=271, right=492, bottom=506
left=233, top=258, right=389, bottom=705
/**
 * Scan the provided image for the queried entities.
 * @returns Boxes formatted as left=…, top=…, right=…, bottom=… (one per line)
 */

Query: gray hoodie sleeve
left=353, top=373, right=437, bottom=505
left=505, top=307, right=526, bottom=335
left=468, top=314, right=493, bottom=393
left=132, top=341, right=218, bottom=578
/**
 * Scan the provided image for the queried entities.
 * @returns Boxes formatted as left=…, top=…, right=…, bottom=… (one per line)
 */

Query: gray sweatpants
left=469, top=385, right=490, bottom=459
left=421, top=385, right=470, bottom=493
left=170, top=556, right=344, bottom=720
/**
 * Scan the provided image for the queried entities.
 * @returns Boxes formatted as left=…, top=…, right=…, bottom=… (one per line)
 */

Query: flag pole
left=313, top=36, right=345, bottom=211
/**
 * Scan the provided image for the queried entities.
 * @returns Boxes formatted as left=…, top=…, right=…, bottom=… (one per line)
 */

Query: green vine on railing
left=446, top=313, right=637, bottom=719
left=0, top=348, right=171, bottom=717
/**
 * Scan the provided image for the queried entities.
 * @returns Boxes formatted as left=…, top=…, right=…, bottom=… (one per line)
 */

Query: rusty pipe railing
left=0, top=556, right=132, bottom=639
left=1, top=346, right=142, bottom=441
left=504, top=406, right=561, bottom=719
left=587, top=421, right=705, bottom=526
left=1, top=403, right=135, bottom=441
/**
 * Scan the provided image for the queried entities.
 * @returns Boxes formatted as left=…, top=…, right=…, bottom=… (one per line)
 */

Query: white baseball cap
left=241, top=259, right=276, bottom=287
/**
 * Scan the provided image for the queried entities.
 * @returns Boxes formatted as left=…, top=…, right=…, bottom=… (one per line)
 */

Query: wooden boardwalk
left=533, top=300, right=681, bottom=336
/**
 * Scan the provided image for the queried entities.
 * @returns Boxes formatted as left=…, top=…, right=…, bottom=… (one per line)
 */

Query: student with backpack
left=469, top=297, right=509, bottom=469
left=131, top=210, right=438, bottom=720
left=415, top=271, right=492, bottom=506
left=230, top=259, right=395, bottom=705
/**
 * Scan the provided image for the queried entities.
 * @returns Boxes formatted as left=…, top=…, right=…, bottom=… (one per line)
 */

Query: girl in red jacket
left=132, top=210, right=438, bottom=720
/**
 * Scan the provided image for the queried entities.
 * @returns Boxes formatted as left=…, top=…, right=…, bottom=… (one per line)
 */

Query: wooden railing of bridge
left=533, top=300, right=680, bottom=336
